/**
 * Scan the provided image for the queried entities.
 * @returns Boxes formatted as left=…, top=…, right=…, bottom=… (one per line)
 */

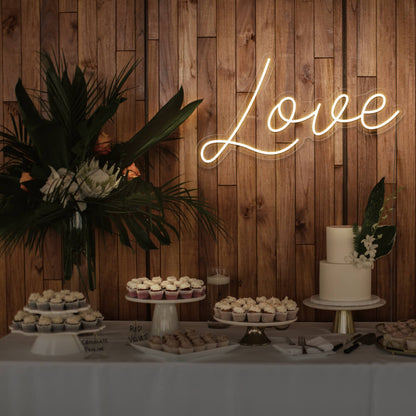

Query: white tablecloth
left=1, top=321, right=415, bottom=416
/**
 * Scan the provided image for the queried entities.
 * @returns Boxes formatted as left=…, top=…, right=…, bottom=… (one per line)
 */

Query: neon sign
left=200, top=58, right=400, bottom=165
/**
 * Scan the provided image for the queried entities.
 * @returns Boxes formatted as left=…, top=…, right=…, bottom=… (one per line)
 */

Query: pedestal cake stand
left=125, top=295, right=206, bottom=336
left=13, top=306, right=105, bottom=356
left=303, top=295, right=386, bottom=334
left=214, top=317, right=297, bottom=346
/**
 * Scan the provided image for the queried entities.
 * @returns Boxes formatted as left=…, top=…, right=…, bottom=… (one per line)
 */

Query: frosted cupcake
left=126, top=281, right=138, bottom=298
left=214, top=301, right=224, bottom=318
left=178, top=339, right=194, bottom=354
left=202, top=334, right=217, bottom=349
left=191, top=337, right=206, bottom=352
left=22, top=314, right=37, bottom=332
left=165, top=284, right=179, bottom=300
left=36, top=316, right=52, bottom=333
left=65, top=315, right=82, bottom=331
left=92, top=310, right=104, bottom=325
left=275, top=304, right=288, bottom=321
left=136, top=283, right=150, bottom=299
left=73, top=292, right=87, bottom=307
left=82, top=313, right=98, bottom=329
left=51, top=316, right=64, bottom=332
left=285, top=300, right=298, bottom=320
left=261, top=304, right=276, bottom=323
left=191, top=280, right=204, bottom=298
left=163, top=338, right=180, bottom=354
left=43, top=289, right=55, bottom=299
left=64, top=294, right=79, bottom=310
left=166, top=276, right=178, bottom=283
left=12, top=310, right=27, bottom=329
left=151, top=276, right=163, bottom=284
left=36, top=296, right=50, bottom=311
left=179, top=282, right=193, bottom=299
left=149, top=284, right=164, bottom=300
left=232, top=305, right=246, bottom=322
left=247, top=304, right=262, bottom=323
left=50, top=296, right=65, bottom=311
left=215, top=335, right=229, bottom=347
left=28, top=293, right=41, bottom=309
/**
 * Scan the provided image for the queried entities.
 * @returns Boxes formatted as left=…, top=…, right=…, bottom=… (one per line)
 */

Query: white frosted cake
left=319, top=226, right=372, bottom=302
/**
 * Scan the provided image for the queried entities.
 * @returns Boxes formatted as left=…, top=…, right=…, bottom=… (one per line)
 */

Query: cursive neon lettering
left=200, top=59, right=400, bottom=164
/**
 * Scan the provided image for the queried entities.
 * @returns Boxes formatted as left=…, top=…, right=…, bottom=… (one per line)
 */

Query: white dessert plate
left=129, top=340, right=239, bottom=361
left=9, top=325, right=105, bottom=336
left=214, top=316, right=297, bottom=328
left=125, top=295, right=205, bottom=304
left=23, top=305, right=91, bottom=316
left=309, top=295, right=381, bottom=307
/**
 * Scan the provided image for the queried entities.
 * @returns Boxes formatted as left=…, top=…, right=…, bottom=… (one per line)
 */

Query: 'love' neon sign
left=200, top=59, right=400, bottom=165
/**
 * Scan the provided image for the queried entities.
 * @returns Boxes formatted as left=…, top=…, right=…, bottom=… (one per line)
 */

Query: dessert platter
left=125, top=275, right=206, bottom=336
left=130, top=328, right=238, bottom=361
left=304, top=226, right=386, bottom=334
left=11, top=289, right=105, bottom=356
left=376, top=319, right=416, bottom=357
left=213, top=295, right=299, bottom=345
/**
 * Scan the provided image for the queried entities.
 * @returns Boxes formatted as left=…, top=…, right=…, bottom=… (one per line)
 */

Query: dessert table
left=1, top=321, right=415, bottom=416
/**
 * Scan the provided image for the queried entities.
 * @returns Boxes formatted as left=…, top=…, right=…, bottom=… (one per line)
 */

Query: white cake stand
left=10, top=325, right=105, bottom=356
left=303, top=295, right=386, bottom=334
left=214, top=316, right=297, bottom=346
left=125, top=295, right=206, bottom=336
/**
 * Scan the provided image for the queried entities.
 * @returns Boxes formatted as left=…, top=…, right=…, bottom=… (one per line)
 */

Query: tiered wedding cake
left=319, top=226, right=372, bottom=302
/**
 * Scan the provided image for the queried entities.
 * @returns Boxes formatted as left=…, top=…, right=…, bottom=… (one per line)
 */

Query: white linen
left=1, top=321, right=416, bottom=416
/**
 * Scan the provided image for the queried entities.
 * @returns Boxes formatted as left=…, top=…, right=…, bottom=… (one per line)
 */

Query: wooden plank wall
left=0, top=0, right=415, bottom=336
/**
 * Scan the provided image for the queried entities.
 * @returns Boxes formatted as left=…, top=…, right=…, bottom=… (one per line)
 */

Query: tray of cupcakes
left=125, top=275, right=206, bottom=301
left=376, top=319, right=416, bottom=357
left=130, top=328, right=237, bottom=360
left=213, top=296, right=298, bottom=326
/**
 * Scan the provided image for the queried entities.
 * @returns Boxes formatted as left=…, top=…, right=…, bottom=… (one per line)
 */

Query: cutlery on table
left=333, top=333, right=363, bottom=351
left=298, top=336, right=307, bottom=354
left=343, top=333, right=377, bottom=354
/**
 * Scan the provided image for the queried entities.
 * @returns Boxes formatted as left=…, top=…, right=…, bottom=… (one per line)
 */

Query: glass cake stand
left=303, top=295, right=386, bottom=334
left=214, top=316, right=297, bottom=346
left=125, top=295, right=206, bottom=336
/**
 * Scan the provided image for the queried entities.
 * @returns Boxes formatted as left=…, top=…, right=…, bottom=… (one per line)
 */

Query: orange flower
left=94, top=131, right=112, bottom=156
left=122, top=162, right=141, bottom=181
left=19, top=172, right=33, bottom=192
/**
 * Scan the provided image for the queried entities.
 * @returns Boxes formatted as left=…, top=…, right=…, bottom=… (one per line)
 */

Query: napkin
left=272, top=336, right=334, bottom=358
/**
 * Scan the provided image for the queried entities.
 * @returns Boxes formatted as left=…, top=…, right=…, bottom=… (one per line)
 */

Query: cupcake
left=148, top=335, right=163, bottom=350
left=64, top=294, right=79, bottom=310
left=179, top=282, right=193, bottom=299
left=59, top=289, right=71, bottom=296
left=261, top=304, right=276, bottom=323
left=51, top=316, right=65, bottom=332
left=12, top=310, right=27, bottom=330
left=285, top=300, right=298, bottom=320
left=149, top=284, right=164, bottom=300
left=82, top=313, right=98, bottom=329
left=275, top=304, right=288, bottom=321
left=165, top=284, right=179, bottom=300
left=36, top=296, right=50, bottom=311
left=28, top=293, right=41, bottom=309
left=73, top=292, right=87, bottom=307
left=42, top=289, right=55, bottom=299
left=161, top=280, right=170, bottom=289
left=166, top=276, right=178, bottom=283
left=202, top=334, right=217, bottom=349
left=191, top=280, right=204, bottom=298
left=256, top=296, right=267, bottom=303
left=65, top=315, right=82, bottom=331
left=21, top=314, right=37, bottom=332
left=126, top=281, right=138, bottom=298
left=50, top=296, right=65, bottom=311
left=219, top=303, right=233, bottom=320
left=247, top=304, right=262, bottom=323
left=179, top=276, right=191, bottom=283
left=151, top=276, right=163, bottom=284
left=191, top=337, right=206, bottom=352
left=232, top=306, right=246, bottom=322
left=92, top=310, right=104, bottom=325
left=136, top=283, right=150, bottom=299
left=36, top=316, right=52, bottom=333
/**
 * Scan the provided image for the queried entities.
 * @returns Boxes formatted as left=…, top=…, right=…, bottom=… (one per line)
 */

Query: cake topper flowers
left=348, top=177, right=397, bottom=268
left=0, top=52, right=222, bottom=290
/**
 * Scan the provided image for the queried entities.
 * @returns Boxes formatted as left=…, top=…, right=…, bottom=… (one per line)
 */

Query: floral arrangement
left=0, top=53, right=222, bottom=290
left=347, top=177, right=397, bottom=268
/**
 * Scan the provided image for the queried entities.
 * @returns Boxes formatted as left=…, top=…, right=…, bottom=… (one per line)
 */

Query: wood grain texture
left=1, top=0, right=415, bottom=336
left=314, top=0, right=334, bottom=58
left=357, top=0, right=376, bottom=76
left=396, top=0, right=416, bottom=320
